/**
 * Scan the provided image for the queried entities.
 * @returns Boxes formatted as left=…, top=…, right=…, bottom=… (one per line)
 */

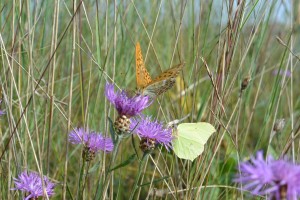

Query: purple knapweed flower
left=130, top=116, right=173, bottom=151
left=0, top=100, right=4, bottom=116
left=105, top=83, right=151, bottom=117
left=12, top=171, right=55, bottom=200
left=272, top=69, right=291, bottom=77
left=234, top=151, right=300, bottom=200
left=69, top=127, right=114, bottom=153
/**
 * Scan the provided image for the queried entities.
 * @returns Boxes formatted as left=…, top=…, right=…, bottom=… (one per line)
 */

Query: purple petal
left=131, top=116, right=173, bottom=150
left=105, top=82, right=151, bottom=117
left=69, top=127, right=114, bottom=153
left=12, top=171, right=55, bottom=199
left=234, top=151, right=300, bottom=199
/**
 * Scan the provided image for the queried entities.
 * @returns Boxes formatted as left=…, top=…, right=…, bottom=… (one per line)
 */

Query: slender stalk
left=129, top=153, right=149, bottom=200
left=94, top=135, right=121, bottom=199
left=77, top=157, right=87, bottom=200
left=64, top=0, right=76, bottom=198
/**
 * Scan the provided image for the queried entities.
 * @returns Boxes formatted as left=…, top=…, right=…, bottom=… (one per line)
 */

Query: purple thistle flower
left=130, top=116, right=173, bottom=151
left=0, top=100, right=4, bottom=116
left=12, top=171, right=55, bottom=200
left=105, top=83, right=151, bottom=117
left=69, top=127, right=114, bottom=153
left=234, top=151, right=300, bottom=200
left=272, top=69, right=291, bottom=77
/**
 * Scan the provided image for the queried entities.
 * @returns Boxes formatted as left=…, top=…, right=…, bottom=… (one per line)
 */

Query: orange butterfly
left=135, top=42, right=184, bottom=98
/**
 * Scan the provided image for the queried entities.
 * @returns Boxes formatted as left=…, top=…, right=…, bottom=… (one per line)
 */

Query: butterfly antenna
left=167, top=114, right=190, bottom=128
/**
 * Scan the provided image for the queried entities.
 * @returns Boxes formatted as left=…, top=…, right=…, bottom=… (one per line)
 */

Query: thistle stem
left=95, top=135, right=121, bottom=199
left=77, top=157, right=87, bottom=200
left=129, top=153, right=149, bottom=200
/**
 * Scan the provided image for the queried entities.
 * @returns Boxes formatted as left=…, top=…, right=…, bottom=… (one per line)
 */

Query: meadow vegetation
left=0, top=0, right=299, bottom=199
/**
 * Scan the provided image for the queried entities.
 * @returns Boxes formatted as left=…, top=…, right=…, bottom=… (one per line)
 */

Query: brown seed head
left=139, top=137, right=156, bottom=152
left=114, top=115, right=131, bottom=135
left=241, top=76, right=251, bottom=91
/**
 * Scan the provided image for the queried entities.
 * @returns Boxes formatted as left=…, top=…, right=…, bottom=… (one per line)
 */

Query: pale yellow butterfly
left=135, top=42, right=184, bottom=98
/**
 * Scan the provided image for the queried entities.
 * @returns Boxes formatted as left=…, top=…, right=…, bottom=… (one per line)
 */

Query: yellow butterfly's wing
left=144, top=63, right=184, bottom=97
left=173, top=122, right=216, bottom=161
left=136, top=42, right=152, bottom=89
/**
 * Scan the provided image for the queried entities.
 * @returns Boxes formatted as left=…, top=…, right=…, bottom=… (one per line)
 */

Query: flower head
left=272, top=69, right=291, bottom=77
left=69, top=128, right=114, bottom=160
left=0, top=100, right=4, bottom=116
left=12, top=171, right=55, bottom=200
left=130, top=116, right=173, bottom=151
left=234, top=151, right=300, bottom=200
left=105, top=83, right=151, bottom=117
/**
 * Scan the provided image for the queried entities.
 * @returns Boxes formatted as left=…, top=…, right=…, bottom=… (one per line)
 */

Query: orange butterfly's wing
left=136, top=42, right=152, bottom=89
left=143, top=79, right=176, bottom=97
left=144, top=63, right=184, bottom=97
left=150, top=63, right=184, bottom=83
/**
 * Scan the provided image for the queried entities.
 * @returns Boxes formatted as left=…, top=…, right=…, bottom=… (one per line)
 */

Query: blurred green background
left=0, top=0, right=299, bottom=199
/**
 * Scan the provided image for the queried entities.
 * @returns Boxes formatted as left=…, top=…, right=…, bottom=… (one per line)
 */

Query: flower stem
left=95, top=135, right=121, bottom=199
left=129, top=153, right=149, bottom=200
left=77, top=158, right=87, bottom=200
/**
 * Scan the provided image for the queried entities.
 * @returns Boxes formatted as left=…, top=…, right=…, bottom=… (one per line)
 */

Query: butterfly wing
left=136, top=42, right=152, bottom=89
left=150, top=63, right=184, bottom=83
left=143, top=63, right=184, bottom=97
left=172, top=122, right=216, bottom=161
left=143, top=79, right=176, bottom=97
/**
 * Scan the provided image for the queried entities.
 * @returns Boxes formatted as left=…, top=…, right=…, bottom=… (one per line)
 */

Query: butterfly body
left=135, top=42, right=184, bottom=98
